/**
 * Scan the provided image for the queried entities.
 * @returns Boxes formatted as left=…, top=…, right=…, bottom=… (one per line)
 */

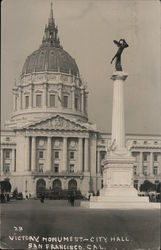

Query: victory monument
left=85, top=39, right=159, bottom=209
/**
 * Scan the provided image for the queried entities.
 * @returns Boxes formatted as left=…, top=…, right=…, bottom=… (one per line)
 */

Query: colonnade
left=24, top=136, right=89, bottom=173
left=96, top=150, right=160, bottom=176
left=13, top=84, right=88, bottom=114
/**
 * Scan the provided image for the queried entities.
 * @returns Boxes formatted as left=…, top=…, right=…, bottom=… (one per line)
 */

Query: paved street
left=1, top=200, right=160, bottom=250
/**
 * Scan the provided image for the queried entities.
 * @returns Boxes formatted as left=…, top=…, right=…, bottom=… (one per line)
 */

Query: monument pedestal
left=88, top=150, right=152, bottom=209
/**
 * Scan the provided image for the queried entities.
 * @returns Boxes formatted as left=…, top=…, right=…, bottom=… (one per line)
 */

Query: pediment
left=26, top=115, right=89, bottom=131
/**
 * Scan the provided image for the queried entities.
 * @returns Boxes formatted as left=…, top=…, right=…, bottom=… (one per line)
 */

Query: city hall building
left=1, top=4, right=161, bottom=197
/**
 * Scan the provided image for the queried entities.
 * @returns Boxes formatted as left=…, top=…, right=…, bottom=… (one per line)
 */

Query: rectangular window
left=133, top=166, right=137, bottom=175
left=143, top=153, right=148, bottom=162
left=154, top=154, right=158, bottom=162
left=4, top=163, right=10, bottom=173
left=39, top=151, right=44, bottom=159
left=143, top=166, right=148, bottom=176
left=5, top=150, right=10, bottom=159
left=54, top=164, right=59, bottom=173
left=50, top=94, right=55, bottom=107
left=38, top=164, right=43, bottom=173
left=70, top=151, right=75, bottom=160
left=36, top=95, right=42, bottom=107
left=75, top=97, right=78, bottom=110
left=153, top=166, right=158, bottom=175
left=25, top=96, right=29, bottom=108
left=70, top=164, right=74, bottom=173
left=63, top=96, right=68, bottom=108
left=54, top=151, right=59, bottom=159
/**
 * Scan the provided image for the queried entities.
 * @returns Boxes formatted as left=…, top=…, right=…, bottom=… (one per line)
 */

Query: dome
left=22, top=46, right=79, bottom=77
left=21, top=3, right=79, bottom=77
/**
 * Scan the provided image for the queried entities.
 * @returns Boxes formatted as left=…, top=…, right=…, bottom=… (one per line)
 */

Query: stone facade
left=1, top=129, right=161, bottom=197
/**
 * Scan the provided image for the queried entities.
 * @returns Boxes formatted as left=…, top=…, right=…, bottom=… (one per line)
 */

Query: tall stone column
left=25, top=137, right=30, bottom=171
left=0, top=149, right=3, bottom=174
left=111, top=72, right=128, bottom=150
left=71, top=87, right=75, bottom=110
left=11, top=149, right=15, bottom=172
left=43, top=83, right=47, bottom=108
left=139, top=152, right=143, bottom=176
left=81, top=89, right=84, bottom=112
left=78, top=138, right=83, bottom=173
left=84, top=138, right=89, bottom=172
left=13, top=94, right=16, bottom=111
left=58, top=85, right=62, bottom=109
left=14, top=149, right=16, bottom=172
left=31, top=137, right=36, bottom=172
left=62, top=137, right=67, bottom=172
left=20, top=89, right=23, bottom=109
left=84, top=91, right=88, bottom=115
left=46, top=137, right=52, bottom=172
left=149, top=152, right=153, bottom=176
left=30, top=85, right=33, bottom=108
left=97, top=150, right=100, bottom=174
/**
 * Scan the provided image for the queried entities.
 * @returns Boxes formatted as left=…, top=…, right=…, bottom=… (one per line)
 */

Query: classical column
left=158, top=153, right=161, bottom=175
left=139, top=152, right=143, bottom=176
left=0, top=149, right=3, bottom=174
left=71, top=87, right=75, bottom=110
left=25, top=137, right=30, bottom=171
left=14, top=149, right=16, bottom=172
left=58, top=85, right=62, bottom=109
left=11, top=149, right=15, bottom=172
left=81, top=89, right=84, bottom=112
left=43, top=83, right=47, bottom=108
left=149, top=152, right=153, bottom=176
left=85, top=91, right=88, bottom=115
left=20, top=89, right=23, bottom=109
left=30, top=85, right=33, bottom=108
left=31, top=137, right=36, bottom=172
left=84, top=138, right=89, bottom=172
left=111, top=72, right=128, bottom=149
left=97, top=150, right=100, bottom=174
left=78, top=138, right=83, bottom=173
left=46, top=137, right=52, bottom=171
left=13, top=94, right=16, bottom=111
left=62, top=137, right=67, bottom=172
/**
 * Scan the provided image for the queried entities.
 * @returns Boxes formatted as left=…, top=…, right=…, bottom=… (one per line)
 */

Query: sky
left=1, top=0, right=161, bottom=135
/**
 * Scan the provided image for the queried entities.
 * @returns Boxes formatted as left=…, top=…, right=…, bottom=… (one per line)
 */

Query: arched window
left=68, top=179, right=77, bottom=191
left=53, top=179, right=62, bottom=191
left=0, top=180, right=11, bottom=192
left=36, top=179, right=46, bottom=194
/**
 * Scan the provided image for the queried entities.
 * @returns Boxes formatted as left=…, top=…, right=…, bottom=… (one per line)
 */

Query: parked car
left=37, top=189, right=84, bottom=200
left=16, top=192, right=23, bottom=200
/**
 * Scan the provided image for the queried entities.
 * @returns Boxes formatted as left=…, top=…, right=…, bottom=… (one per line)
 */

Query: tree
left=140, top=180, right=156, bottom=192
left=156, top=182, right=161, bottom=193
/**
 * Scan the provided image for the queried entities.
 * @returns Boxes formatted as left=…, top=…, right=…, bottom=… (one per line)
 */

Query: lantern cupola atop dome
left=41, top=2, right=61, bottom=48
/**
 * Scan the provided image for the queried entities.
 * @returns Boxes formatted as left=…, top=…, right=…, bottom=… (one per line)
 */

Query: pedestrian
left=70, top=192, right=75, bottom=207
left=40, top=193, right=45, bottom=203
